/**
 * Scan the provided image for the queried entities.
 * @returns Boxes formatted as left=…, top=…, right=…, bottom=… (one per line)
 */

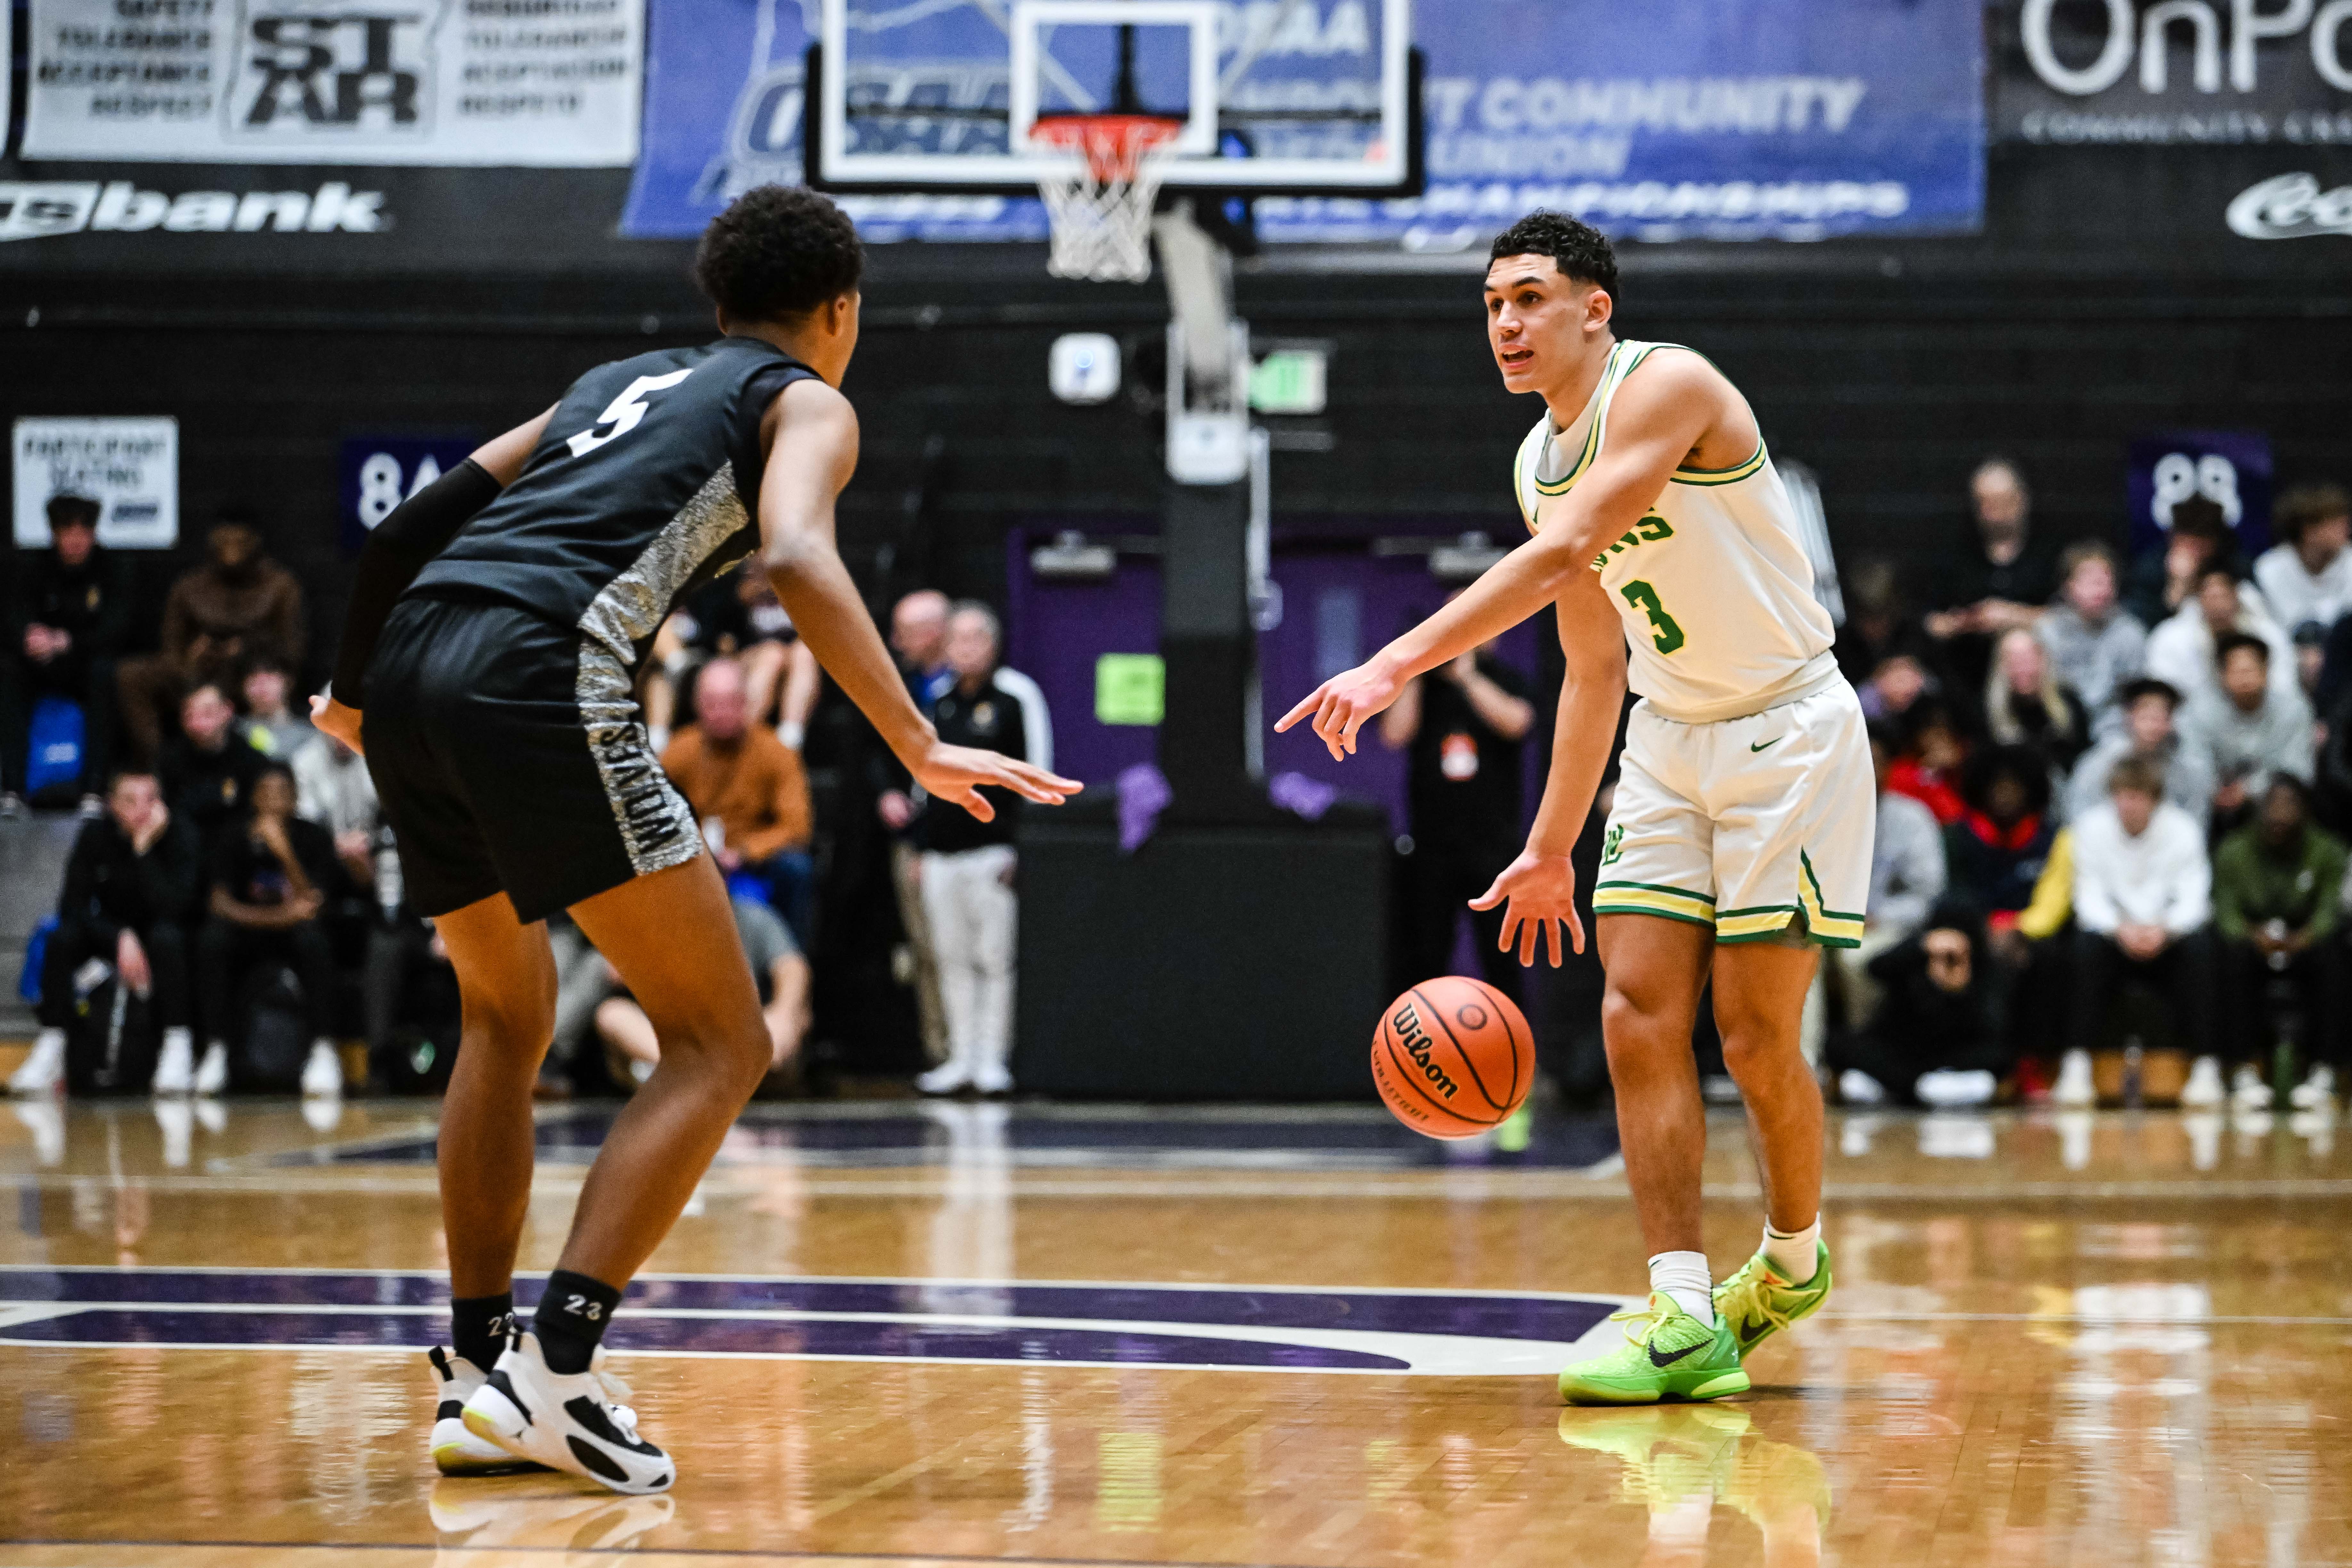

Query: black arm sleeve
left=330, top=458, right=504, bottom=708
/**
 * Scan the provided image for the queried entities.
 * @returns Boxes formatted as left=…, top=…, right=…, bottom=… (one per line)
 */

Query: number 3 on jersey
left=566, top=368, right=693, bottom=458
left=1620, top=579, right=1685, bottom=654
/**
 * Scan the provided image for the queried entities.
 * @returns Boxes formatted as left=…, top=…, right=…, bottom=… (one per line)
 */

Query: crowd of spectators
left=7, top=503, right=1052, bottom=1104
left=1830, top=460, right=2352, bottom=1116
left=15, top=462, right=2349, bottom=1119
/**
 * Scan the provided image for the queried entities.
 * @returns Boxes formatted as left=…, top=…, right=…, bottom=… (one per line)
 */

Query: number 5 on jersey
left=1621, top=579, right=1685, bottom=654
left=566, top=368, right=694, bottom=458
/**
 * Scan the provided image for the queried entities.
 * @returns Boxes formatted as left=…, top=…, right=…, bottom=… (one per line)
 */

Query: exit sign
left=1250, top=349, right=1328, bottom=416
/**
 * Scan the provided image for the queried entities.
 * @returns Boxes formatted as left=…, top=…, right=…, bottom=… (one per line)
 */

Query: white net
left=1033, top=117, right=1182, bottom=283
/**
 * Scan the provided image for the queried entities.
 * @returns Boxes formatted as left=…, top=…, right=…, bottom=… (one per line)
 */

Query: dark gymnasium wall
left=3, top=145, right=2349, bottom=664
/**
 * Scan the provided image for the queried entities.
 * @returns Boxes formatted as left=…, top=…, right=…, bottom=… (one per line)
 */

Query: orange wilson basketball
left=1372, top=976, right=1534, bottom=1138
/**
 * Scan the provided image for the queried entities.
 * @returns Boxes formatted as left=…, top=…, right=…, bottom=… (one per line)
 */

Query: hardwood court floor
left=1, top=1097, right=2348, bottom=1567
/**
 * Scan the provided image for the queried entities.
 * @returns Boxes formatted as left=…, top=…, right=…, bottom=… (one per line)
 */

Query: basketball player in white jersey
left=1279, top=212, right=1863, bottom=1404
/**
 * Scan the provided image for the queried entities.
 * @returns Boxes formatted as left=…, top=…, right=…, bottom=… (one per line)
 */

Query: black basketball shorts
left=364, top=595, right=702, bottom=924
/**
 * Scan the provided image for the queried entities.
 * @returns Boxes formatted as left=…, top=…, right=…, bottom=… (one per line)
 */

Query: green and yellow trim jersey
left=1513, top=340, right=1838, bottom=726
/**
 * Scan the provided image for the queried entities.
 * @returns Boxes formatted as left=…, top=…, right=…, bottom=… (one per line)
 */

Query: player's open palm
left=1469, top=850, right=1586, bottom=967
left=914, top=744, right=1082, bottom=823
left=1275, top=659, right=1404, bottom=759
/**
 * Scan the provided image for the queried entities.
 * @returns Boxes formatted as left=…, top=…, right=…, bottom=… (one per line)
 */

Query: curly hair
left=1488, top=210, right=1619, bottom=301
left=693, top=185, right=865, bottom=323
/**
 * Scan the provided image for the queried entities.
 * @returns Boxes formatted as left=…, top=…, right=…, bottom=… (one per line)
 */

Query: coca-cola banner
left=1995, top=0, right=2352, bottom=145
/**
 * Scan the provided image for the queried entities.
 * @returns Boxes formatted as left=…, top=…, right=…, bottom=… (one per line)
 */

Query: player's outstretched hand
left=914, top=743, right=1082, bottom=823
left=310, top=694, right=365, bottom=757
left=1274, top=656, right=1403, bottom=761
left=1469, top=850, right=1586, bottom=967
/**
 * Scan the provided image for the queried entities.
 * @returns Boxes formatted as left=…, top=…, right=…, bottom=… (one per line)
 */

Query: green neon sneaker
left=1712, top=1242, right=1832, bottom=1359
left=1557, top=1293, right=1750, bottom=1406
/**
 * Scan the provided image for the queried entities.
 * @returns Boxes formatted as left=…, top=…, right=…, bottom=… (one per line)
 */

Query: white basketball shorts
left=1591, top=677, right=1874, bottom=948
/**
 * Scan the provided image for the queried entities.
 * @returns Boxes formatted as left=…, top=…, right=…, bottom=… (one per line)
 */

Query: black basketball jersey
left=410, top=335, right=817, bottom=673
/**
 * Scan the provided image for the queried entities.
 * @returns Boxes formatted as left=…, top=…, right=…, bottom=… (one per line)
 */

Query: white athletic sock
left=1763, top=1217, right=1821, bottom=1283
left=1647, top=1251, right=1716, bottom=1326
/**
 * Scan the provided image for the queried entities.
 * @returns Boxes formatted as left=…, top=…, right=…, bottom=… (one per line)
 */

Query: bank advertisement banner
left=1995, top=0, right=2352, bottom=146
left=622, top=0, right=1984, bottom=244
left=22, top=0, right=645, bottom=165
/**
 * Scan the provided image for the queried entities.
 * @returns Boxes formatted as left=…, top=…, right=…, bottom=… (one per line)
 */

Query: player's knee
left=1601, top=983, right=1681, bottom=1047
left=464, top=968, right=558, bottom=1057
left=1716, top=1021, right=1799, bottom=1082
left=654, top=1009, right=771, bottom=1091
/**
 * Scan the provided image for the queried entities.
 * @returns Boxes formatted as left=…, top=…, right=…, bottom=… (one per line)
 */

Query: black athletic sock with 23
left=534, top=1270, right=624, bottom=1375
left=450, top=1292, right=516, bottom=1372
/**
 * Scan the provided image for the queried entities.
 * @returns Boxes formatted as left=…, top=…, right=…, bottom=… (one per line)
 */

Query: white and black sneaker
left=462, top=1331, right=673, bottom=1494
left=428, top=1347, right=547, bottom=1476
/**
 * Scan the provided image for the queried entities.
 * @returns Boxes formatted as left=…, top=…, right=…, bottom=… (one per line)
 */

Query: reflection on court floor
left=2, top=1098, right=2348, bottom=1565
left=282, top=1099, right=1628, bottom=1173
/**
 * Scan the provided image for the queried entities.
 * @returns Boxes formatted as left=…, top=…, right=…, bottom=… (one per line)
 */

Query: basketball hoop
left=1030, top=113, right=1186, bottom=283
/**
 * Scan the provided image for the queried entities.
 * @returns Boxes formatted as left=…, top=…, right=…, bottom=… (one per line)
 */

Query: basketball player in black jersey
left=310, top=187, right=1078, bottom=1494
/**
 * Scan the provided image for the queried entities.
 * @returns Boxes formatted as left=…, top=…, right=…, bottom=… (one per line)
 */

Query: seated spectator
left=1923, top=457, right=2057, bottom=695
left=1863, top=726, right=1947, bottom=945
left=2146, top=562, right=2296, bottom=714
left=1982, top=626, right=2091, bottom=773
left=2125, top=495, right=2238, bottom=630
left=597, top=895, right=807, bottom=1087
left=2066, top=677, right=2215, bottom=826
left=1944, top=745, right=2057, bottom=927
left=1857, top=652, right=1935, bottom=725
left=660, top=654, right=815, bottom=941
left=291, top=726, right=379, bottom=870
left=1834, top=556, right=1931, bottom=689
left=1994, top=821, right=2078, bottom=1079
left=194, top=763, right=344, bottom=1098
left=643, top=567, right=820, bottom=751
left=1826, top=726, right=1948, bottom=1036
left=6, top=770, right=200, bottom=1097
left=1833, top=899, right=2008, bottom=1108
left=237, top=654, right=313, bottom=760
left=1886, top=702, right=1971, bottom=824
left=2036, top=542, right=2145, bottom=736
left=2252, top=482, right=2352, bottom=638
left=711, top=571, right=821, bottom=743
left=2292, top=620, right=2328, bottom=707
left=117, top=513, right=306, bottom=766
left=2184, top=632, right=2315, bottom=829
left=290, top=726, right=430, bottom=1085
left=2054, top=757, right=2215, bottom=1107
left=2210, top=775, right=2346, bottom=1114
left=159, top=679, right=267, bottom=858
left=2, top=495, right=130, bottom=813
left=914, top=603, right=1035, bottom=1097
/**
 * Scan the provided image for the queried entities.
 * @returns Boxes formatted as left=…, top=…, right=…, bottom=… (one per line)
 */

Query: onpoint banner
left=1995, top=0, right=2352, bottom=146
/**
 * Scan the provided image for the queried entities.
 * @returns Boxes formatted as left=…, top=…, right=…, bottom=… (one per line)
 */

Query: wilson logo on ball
left=1389, top=1002, right=1459, bottom=1099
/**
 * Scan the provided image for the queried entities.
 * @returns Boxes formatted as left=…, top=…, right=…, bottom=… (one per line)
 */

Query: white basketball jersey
left=1512, top=339, right=1838, bottom=725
